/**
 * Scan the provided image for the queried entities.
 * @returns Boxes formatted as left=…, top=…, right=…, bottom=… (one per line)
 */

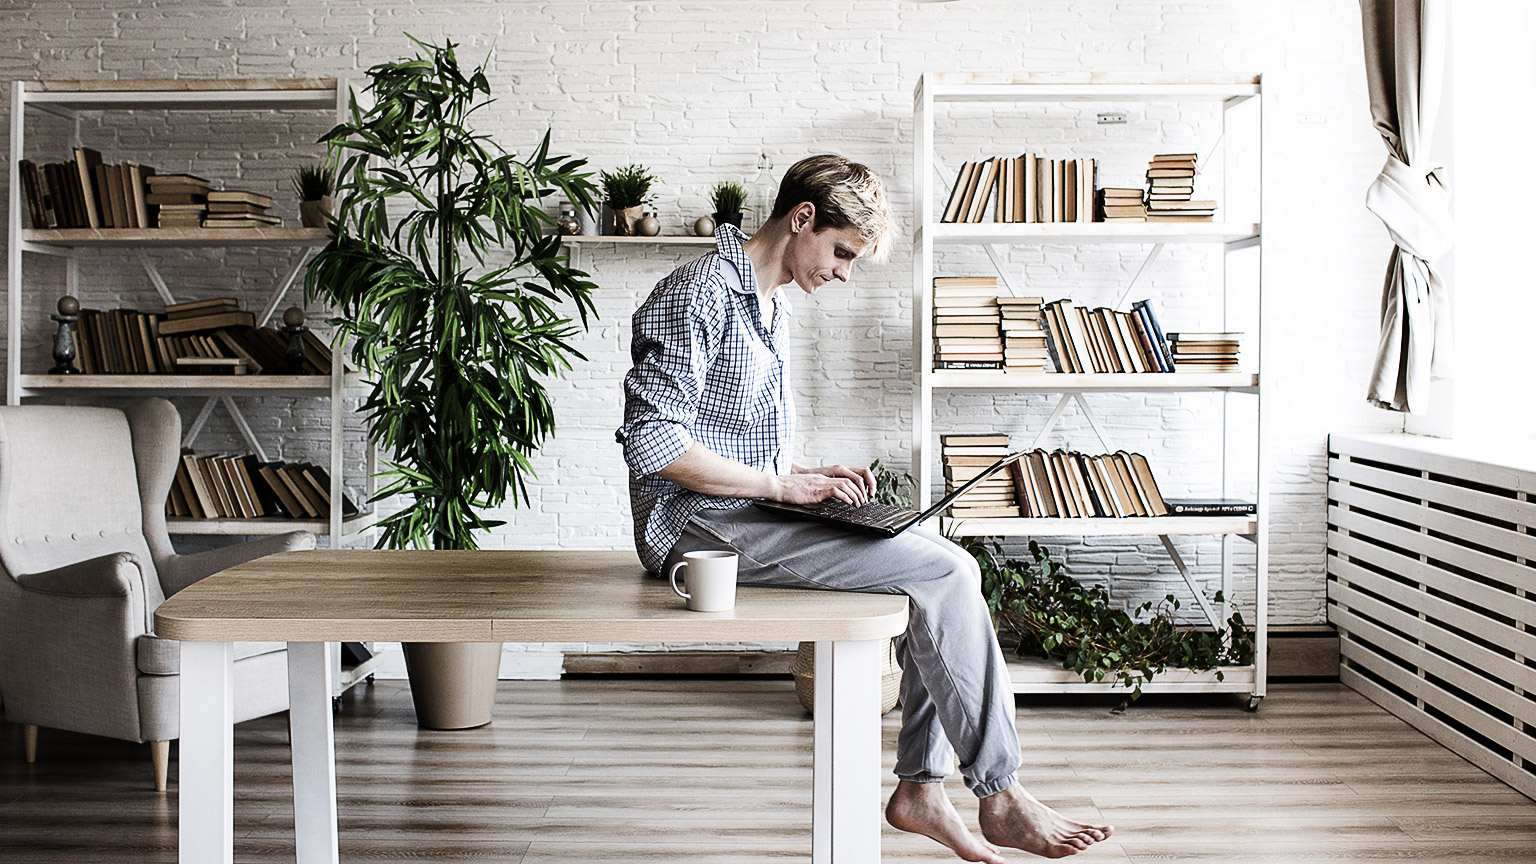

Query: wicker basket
left=791, top=639, right=902, bottom=715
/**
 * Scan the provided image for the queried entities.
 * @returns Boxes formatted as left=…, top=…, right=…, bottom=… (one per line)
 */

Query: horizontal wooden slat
left=1329, top=481, right=1536, bottom=562
left=1338, top=636, right=1536, bottom=766
left=1328, top=556, right=1536, bottom=661
left=1331, top=457, right=1536, bottom=529
left=1327, top=580, right=1536, bottom=697
left=1328, top=504, right=1535, bottom=594
left=1330, top=433, right=1536, bottom=493
left=1332, top=607, right=1534, bottom=742
left=1340, top=666, right=1536, bottom=801
left=1329, top=530, right=1536, bottom=631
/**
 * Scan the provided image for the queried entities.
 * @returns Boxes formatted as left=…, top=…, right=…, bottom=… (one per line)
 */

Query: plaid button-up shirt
left=616, top=225, right=794, bottom=572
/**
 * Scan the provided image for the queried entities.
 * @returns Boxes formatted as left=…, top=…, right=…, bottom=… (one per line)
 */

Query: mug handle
left=669, top=561, right=691, bottom=600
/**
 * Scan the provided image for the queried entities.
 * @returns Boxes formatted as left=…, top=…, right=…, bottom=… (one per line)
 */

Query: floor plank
left=1, top=680, right=1533, bottom=863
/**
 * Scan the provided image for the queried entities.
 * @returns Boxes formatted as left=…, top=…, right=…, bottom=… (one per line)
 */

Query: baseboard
left=558, top=626, right=1340, bottom=681
left=561, top=651, right=792, bottom=676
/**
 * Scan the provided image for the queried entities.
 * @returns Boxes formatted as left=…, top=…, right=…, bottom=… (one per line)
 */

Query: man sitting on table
left=616, top=153, right=1113, bottom=860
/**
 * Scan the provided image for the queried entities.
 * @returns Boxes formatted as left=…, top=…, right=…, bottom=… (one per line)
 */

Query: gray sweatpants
left=663, top=505, right=1021, bottom=797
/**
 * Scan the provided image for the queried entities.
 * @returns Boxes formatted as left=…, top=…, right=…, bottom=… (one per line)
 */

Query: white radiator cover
left=1327, top=433, right=1536, bottom=800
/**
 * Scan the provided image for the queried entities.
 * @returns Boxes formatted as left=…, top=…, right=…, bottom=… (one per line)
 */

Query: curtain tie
left=1365, top=154, right=1453, bottom=264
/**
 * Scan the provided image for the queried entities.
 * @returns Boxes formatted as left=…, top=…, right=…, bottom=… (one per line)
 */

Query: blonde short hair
left=770, top=154, right=895, bottom=263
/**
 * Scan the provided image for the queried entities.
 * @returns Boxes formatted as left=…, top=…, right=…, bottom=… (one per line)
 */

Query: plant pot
left=713, top=211, right=743, bottom=229
left=299, top=196, right=332, bottom=228
left=402, top=641, right=502, bottom=729
left=607, top=204, right=644, bottom=236
left=790, top=639, right=901, bottom=715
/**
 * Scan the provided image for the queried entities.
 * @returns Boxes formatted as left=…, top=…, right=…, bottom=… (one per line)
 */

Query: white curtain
left=1360, top=0, right=1453, bottom=413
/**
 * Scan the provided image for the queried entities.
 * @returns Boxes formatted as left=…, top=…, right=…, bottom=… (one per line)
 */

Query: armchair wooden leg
left=23, top=724, right=37, bottom=763
left=150, top=740, right=170, bottom=793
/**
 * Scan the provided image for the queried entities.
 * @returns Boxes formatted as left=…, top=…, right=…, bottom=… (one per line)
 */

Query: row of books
left=170, top=451, right=359, bottom=521
left=1040, top=298, right=1177, bottom=374
left=70, top=297, right=332, bottom=376
left=941, top=155, right=1098, bottom=224
left=1144, top=153, right=1216, bottom=222
left=18, top=147, right=279, bottom=230
left=942, top=436, right=1170, bottom=519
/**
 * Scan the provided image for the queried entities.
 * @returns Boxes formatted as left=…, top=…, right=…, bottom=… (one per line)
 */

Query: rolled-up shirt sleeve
left=616, top=275, right=726, bottom=477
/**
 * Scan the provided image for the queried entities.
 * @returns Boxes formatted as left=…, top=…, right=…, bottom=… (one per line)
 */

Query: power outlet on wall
left=1096, top=112, right=1128, bottom=125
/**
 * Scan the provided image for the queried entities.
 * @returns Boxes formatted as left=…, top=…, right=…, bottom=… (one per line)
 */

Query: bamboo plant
left=305, top=37, right=599, bottom=551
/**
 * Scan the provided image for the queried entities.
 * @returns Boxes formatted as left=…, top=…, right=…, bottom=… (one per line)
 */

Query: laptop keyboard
left=802, top=499, right=913, bottom=528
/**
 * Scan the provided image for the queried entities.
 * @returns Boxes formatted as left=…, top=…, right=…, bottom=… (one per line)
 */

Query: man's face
left=785, top=223, right=869, bottom=295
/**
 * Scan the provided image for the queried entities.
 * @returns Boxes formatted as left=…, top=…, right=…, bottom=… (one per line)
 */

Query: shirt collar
left=715, top=224, right=792, bottom=315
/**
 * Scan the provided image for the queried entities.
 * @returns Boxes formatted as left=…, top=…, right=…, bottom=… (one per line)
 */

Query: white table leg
left=812, top=639, right=883, bottom=864
left=289, top=642, right=339, bottom=864
left=179, top=641, right=234, bottom=864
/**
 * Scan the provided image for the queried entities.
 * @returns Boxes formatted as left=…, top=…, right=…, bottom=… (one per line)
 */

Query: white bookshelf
left=912, top=72, right=1268, bottom=707
left=6, top=78, right=372, bottom=542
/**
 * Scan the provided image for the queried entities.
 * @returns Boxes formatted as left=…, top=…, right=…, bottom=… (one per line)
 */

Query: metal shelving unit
left=912, top=72, right=1268, bottom=706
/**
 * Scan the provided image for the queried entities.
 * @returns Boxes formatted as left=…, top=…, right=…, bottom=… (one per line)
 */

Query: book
left=72, top=147, right=105, bottom=228
left=157, top=310, right=256, bottom=335
left=965, top=158, right=999, bottom=223
left=1164, top=498, right=1256, bottom=516
left=206, top=189, right=274, bottom=208
left=165, top=297, right=240, bottom=319
left=942, top=161, right=976, bottom=224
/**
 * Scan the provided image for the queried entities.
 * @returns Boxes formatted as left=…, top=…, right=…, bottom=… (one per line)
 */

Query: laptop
left=754, top=450, right=1028, bottom=537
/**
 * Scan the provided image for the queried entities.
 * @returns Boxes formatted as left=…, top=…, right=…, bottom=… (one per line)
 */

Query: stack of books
left=1007, top=449, right=1170, bottom=520
left=1039, top=298, right=1174, bottom=373
left=932, top=277, right=1002, bottom=369
left=70, top=297, right=334, bottom=376
left=170, top=451, right=359, bottom=521
left=942, top=435, right=1022, bottom=518
left=940, top=155, right=1097, bottom=224
left=1145, top=153, right=1216, bottom=222
left=203, top=188, right=279, bottom=228
left=1167, top=332, right=1241, bottom=372
left=149, top=174, right=212, bottom=227
left=1096, top=187, right=1147, bottom=222
left=997, top=296, right=1049, bottom=372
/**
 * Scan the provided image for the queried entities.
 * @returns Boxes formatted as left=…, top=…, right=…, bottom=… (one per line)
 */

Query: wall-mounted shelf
left=21, top=227, right=331, bottom=248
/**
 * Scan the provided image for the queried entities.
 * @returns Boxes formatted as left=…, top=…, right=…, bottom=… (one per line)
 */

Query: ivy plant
left=962, top=537, right=1254, bottom=704
left=305, top=37, right=599, bottom=551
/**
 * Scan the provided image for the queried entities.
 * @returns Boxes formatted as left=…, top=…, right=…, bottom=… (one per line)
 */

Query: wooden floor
left=3, top=679, right=1534, bottom=862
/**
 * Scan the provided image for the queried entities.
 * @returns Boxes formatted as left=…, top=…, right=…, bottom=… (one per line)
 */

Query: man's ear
left=791, top=202, right=816, bottom=234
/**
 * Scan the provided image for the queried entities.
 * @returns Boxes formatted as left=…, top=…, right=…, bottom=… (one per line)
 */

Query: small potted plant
left=710, top=181, right=747, bottom=229
left=600, top=163, right=655, bottom=236
left=292, top=163, right=335, bottom=228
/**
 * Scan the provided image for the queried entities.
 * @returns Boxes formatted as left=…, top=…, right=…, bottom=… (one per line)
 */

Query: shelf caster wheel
left=333, top=696, right=343, bottom=713
left=366, top=674, right=375, bottom=684
left=1246, top=695, right=1264, bottom=713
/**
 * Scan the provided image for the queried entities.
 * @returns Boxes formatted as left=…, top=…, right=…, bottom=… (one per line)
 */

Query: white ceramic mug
left=669, top=550, right=739, bottom=612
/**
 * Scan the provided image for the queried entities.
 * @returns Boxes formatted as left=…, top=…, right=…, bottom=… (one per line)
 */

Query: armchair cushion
left=135, top=636, right=286, bottom=676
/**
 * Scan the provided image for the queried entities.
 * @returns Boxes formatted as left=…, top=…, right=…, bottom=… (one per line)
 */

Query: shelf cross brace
left=1025, top=393, right=1115, bottom=452
left=257, top=250, right=316, bottom=329
left=134, top=249, right=177, bottom=307
left=1112, top=243, right=1164, bottom=312
left=1158, top=535, right=1223, bottom=632
left=179, top=396, right=270, bottom=463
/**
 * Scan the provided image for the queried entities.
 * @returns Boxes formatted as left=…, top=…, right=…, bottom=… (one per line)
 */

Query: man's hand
left=771, top=464, right=877, bottom=506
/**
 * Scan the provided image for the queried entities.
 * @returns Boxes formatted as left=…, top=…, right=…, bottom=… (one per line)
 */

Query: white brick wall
left=2, top=1, right=1402, bottom=677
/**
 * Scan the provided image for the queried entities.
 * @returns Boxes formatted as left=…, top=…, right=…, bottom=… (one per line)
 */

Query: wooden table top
left=153, top=550, right=909, bottom=643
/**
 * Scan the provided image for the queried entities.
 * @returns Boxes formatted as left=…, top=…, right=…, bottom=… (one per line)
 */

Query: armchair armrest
left=6, top=550, right=153, bottom=636
left=15, top=551, right=146, bottom=598
left=160, top=530, right=316, bottom=597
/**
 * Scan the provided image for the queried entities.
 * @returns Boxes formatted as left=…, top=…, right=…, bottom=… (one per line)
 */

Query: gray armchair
left=0, top=399, right=315, bottom=790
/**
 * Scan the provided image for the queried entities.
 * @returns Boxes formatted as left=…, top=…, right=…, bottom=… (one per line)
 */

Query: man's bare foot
left=977, top=784, right=1114, bottom=858
left=886, top=780, right=1006, bottom=864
